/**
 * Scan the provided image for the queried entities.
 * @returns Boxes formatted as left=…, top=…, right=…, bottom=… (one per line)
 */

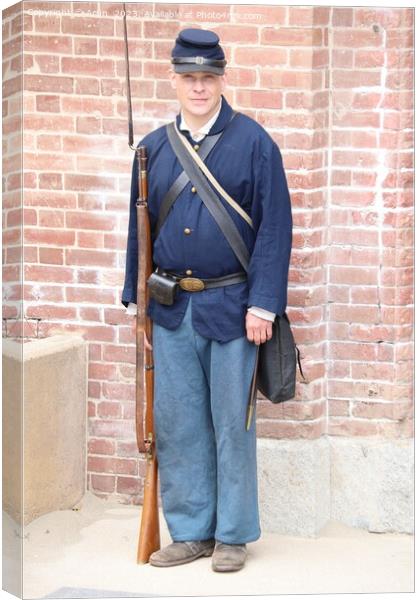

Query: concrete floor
left=4, top=491, right=414, bottom=599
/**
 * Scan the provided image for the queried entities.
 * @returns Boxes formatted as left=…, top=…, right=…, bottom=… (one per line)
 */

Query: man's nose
left=193, top=79, right=205, bottom=92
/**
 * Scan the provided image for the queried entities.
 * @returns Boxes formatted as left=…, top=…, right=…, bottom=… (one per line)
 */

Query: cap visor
left=173, top=64, right=224, bottom=75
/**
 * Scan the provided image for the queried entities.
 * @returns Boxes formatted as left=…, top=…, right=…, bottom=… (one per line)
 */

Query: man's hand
left=246, top=312, right=273, bottom=345
left=131, top=318, right=153, bottom=351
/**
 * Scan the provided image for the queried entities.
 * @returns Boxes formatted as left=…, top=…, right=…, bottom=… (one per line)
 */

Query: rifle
left=122, top=4, right=160, bottom=564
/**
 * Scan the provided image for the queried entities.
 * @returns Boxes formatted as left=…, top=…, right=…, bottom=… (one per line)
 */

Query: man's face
left=169, top=70, right=227, bottom=120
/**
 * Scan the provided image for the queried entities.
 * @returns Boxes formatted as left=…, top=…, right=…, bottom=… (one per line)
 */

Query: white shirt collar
left=179, top=100, right=222, bottom=141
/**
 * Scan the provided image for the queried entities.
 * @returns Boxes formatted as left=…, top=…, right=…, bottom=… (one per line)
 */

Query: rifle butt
left=137, top=453, right=160, bottom=563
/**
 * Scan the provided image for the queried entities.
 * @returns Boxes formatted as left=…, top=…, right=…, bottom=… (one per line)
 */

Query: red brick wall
left=2, top=2, right=413, bottom=503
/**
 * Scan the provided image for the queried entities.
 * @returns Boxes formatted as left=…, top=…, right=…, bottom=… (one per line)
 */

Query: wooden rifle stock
left=135, top=147, right=161, bottom=563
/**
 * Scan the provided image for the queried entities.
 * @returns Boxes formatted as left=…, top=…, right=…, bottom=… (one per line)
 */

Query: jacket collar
left=175, top=95, right=233, bottom=139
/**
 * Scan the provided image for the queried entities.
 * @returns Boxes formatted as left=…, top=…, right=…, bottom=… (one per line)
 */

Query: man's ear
left=220, top=73, right=227, bottom=92
left=169, top=69, right=177, bottom=89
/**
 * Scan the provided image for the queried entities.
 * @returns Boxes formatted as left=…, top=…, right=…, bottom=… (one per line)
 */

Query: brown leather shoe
left=149, top=539, right=215, bottom=567
left=211, top=541, right=247, bottom=572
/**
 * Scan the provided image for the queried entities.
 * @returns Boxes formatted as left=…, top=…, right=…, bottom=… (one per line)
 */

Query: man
left=121, top=28, right=292, bottom=572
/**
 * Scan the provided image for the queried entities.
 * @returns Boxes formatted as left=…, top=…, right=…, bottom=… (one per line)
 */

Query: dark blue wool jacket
left=121, top=95, right=293, bottom=343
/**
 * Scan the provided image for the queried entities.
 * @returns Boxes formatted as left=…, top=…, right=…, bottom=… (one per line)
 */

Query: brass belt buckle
left=179, top=277, right=205, bottom=292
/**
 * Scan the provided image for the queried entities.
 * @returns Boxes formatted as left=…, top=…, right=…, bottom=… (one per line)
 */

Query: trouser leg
left=209, top=335, right=261, bottom=544
left=152, top=299, right=217, bottom=541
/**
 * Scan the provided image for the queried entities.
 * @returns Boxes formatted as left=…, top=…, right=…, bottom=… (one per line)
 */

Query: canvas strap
left=172, top=122, right=254, bottom=229
left=166, top=121, right=253, bottom=272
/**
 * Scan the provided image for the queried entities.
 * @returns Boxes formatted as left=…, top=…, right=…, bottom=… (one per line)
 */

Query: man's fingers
left=246, top=322, right=272, bottom=345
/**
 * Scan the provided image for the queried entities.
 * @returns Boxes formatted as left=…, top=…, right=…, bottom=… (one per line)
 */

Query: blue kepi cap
left=171, top=28, right=226, bottom=75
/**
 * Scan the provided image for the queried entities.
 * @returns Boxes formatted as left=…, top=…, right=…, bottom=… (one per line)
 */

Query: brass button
left=191, top=186, right=196, bottom=193
left=184, top=227, right=191, bottom=235
left=185, top=269, right=193, bottom=276
left=194, top=144, right=200, bottom=151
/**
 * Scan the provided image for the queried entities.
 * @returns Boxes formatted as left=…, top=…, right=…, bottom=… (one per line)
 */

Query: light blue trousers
left=152, top=297, right=261, bottom=544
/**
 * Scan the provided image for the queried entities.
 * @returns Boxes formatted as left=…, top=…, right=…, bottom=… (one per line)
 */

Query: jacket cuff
left=247, top=306, right=276, bottom=322
left=126, top=302, right=137, bottom=315
left=247, top=292, right=284, bottom=316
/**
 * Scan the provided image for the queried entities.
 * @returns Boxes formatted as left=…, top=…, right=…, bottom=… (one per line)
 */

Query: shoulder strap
left=154, top=131, right=223, bottom=238
left=172, top=123, right=254, bottom=229
left=155, top=110, right=239, bottom=238
left=166, top=121, right=251, bottom=272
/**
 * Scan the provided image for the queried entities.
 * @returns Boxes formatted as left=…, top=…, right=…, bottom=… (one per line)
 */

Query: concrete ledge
left=257, top=435, right=413, bottom=536
left=2, top=335, right=88, bottom=525
left=330, top=436, right=414, bottom=534
left=257, top=436, right=330, bottom=536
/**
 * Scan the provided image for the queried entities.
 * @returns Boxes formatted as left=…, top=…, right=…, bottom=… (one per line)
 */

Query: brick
left=2, top=75, right=22, bottom=98
left=333, top=70, right=381, bottom=88
left=74, top=37, right=97, bottom=55
left=333, top=111, right=380, bottom=128
left=24, top=265, right=74, bottom=283
left=290, top=49, right=329, bottom=69
left=26, top=304, right=77, bottom=319
left=37, top=134, right=62, bottom=152
left=61, top=16, right=114, bottom=36
left=35, top=94, right=60, bottom=112
left=257, top=419, right=325, bottom=439
left=64, top=174, right=116, bottom=192
left=91, top=474, right=116, bottom=493
left=80, top=307, right=101, bottom=321
left=103, top=382, right=135, bottom=401
left=24, top=227, right=74, bottom=247
left=88, top=456, right=137, bottom=475
left=97, top=401, right=122, bottom=419
left=333, top=30, right=382, bottom=48
left=288, top=6, right=317, bottom=26
left=213, top=25, right=258, bottom=44
left=117, top=441, right=140, bottom=458
left=88, top=382, right=100, bottom=399
left=66, top=287, right=115, bottom=305
left=330, top=305, right=380, bottom=324
left=332, top=8, right=354, bottom=26
left=354, top=50, right=385, bottom=68
left=116, top=476, right=142, bottom=495
left=38, top=173, right=63, bottom=190
left=103, top=344, right=136, bottom=364
left=261, top=70, right=322, bottom=90
left=261, top=27, right=323, bottom=47
left=34, top=15, right=60, bottom=33
left=75, top=77, right=100, bottom=95
left=3, top=37, right=23, bottom=60
left=76, top=116, right=101, bottom=134
left=236, top=89, right=282, bottom=109
left=143, top=21, right=180, bottom=39
left=24, top=35, right=72, bottom=54
left=77, top=231, right=103, bottom=249
left=24, top=113, right=74, bottom=131
left=329, top=400, right=350, bottom=416
left=62, top=57, right=115, bottom=77
left=354, top=8, right=409, bottom=28
left=231, top=4, right=287, bottom=25
left=329, top=342, right=377, bottom=362
left=61, top=97, right=114, bottom=117
left=39, top=247, right=64, bottom=265
left=88, top=418, right=135, bottom=439
left=25, top=152, right=74, bottom=171
left=330, top=265, right=378, bottom=285
left=235, top=47, right=287, bottom=67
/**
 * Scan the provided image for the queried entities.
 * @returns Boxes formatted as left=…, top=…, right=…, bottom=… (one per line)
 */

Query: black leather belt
left=157, top=268, right=247, bottom=292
